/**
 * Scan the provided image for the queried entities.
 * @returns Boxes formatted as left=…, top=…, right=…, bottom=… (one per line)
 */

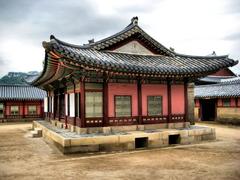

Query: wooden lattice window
left=28, top=105, right=37, bottom=115
left=0, top=103, right=3, bottom=118
left=85, top=92, right=103, bottom=118
left=222, top=98, right=231, bottom=107
left=11, top=106, right=19, bottom=115
left=115, top=96, right=131, bottom=117
left=147, top=96, right=162, bottom=116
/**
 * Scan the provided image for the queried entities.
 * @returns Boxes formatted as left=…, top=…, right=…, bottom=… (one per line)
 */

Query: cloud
left=224, top=32, right=240, bottom=41
left=222, top=0, right=240, bottom=14
left=0, top=56, right=8, bottom=77
left=0, top=0, right=239, bottom=76
left=0, top=0, right=127, bottom=44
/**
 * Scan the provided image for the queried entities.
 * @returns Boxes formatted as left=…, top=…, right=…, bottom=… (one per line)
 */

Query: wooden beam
left=80, top=77, right=85, bottom=127
left=167, top=80, right=172, bottom=123
left=103, top=75, right=109, bottom=126
left=137, top=79, right=142, bottom=124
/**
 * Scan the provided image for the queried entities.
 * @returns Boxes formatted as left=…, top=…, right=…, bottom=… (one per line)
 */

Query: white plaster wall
left=65, top=94, right=68, bottom=116
left=51, top=96, right=54, bottom=113
left=70, top=93, right=75, bottom=117
left=114, top=40, right=154, bottom=55
left=44, top=97, right=48, bottom=112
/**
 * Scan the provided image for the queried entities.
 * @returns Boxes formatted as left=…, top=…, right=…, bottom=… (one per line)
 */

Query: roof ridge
left=0, top=83, right=31, bottom=87
left=175, top=52, right=229, bottom=59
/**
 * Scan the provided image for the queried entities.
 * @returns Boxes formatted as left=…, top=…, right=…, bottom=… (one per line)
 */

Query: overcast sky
left=0, top=0, right=239, bottom=77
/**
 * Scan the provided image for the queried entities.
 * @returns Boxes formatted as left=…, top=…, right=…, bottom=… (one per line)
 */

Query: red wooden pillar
left=80, top=78, right=85, bottom=128
left=57, top=89, right=61, bottom=121
left=4, top=101, right=6, bottom=119
left=137, top=79, right=142, bottom=124
left=103, top=76, right=109, bottom=126
left=22, top=100, right=25, bottom=118
left=64, top=93, right=68, bottom=129
left=184, top=81, right=188, bottom=122
left=167, top=80, right=172, bottom=123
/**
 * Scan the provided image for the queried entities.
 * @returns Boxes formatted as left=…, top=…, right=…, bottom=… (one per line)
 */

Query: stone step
left=29, top=128, right=42, bottom=138
left=30, top=130, right=39, bottom=138
left=34, top=128, right=42, bottom=136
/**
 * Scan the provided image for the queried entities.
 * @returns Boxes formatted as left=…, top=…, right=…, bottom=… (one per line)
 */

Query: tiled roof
left=198, top=76, right=235, bottom=83
left=0, top=84, right=46, bottom=100
left=84, top=17, right=175, bottom=56
left=33, top=17, right=238, bottom=86
left=42, top=38, right=237, bottom=77
left=195, top=80, right=240, bottom=98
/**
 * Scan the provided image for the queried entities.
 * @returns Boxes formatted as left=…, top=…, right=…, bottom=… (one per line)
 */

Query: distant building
left=194, top=78, right=240, bottom=124
left=196, top=68, right=237, bottom=85
left=0, top=84, right=46, bottom=122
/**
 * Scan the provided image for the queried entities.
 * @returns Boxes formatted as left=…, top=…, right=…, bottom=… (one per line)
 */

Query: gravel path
left=0, top=122, right=239, bottom=180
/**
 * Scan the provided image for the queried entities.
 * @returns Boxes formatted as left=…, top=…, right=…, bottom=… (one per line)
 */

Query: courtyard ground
left=0, top=122, right=239, bottom=180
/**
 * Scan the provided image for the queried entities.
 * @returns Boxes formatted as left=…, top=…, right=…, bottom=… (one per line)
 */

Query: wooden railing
left=1, top=114, right=43, bottom=119
left=41, top=113, right=186, bottom=127
left=85, top=117, right=103, bottom=127
left=108, top=116, right=138, bottom=126
left=169, top=114, right=185, bottom=122
left=142, top=115, right=168, bottom=124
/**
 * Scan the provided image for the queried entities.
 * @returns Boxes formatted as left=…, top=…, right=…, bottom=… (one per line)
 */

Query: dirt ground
left=0, top=122, right=239, bottom=180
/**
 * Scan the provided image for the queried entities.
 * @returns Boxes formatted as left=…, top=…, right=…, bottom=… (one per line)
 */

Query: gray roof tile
left=195, top=79, right=240, bottom=98
left=0, top=84, right=46, bottom=100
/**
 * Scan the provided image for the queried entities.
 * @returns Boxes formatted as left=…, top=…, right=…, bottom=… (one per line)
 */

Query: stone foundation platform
left=33, top=120, right=216, bottom=154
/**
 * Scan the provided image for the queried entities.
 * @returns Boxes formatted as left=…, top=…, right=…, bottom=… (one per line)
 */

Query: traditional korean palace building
left=0, top=84, right=46, bottom=122
left=195, top=78, right=240, bottom=124
left=32, top=17, right=238, bottom=133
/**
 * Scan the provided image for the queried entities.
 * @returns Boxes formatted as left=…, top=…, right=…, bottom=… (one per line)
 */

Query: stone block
left=87, top=127, right=103, bottom=134
left=180, top=137, right=192, bottom=145
left=103, top=127, right=111, bottom=134
left=119, top=134, right=134, bottom=143
left=147, top=132, right=160, bottom=141
left=184, top=122, right=190, bottom=128
left=174, top=122, right=184, bottom=129
left=194, top=135, right=202, bottom=142
left=180, top=130, right=189, bottom=138
left=148, top=140, right=162, bottom=148
left=76, top=127, right=87, bottom=135
left=63, top=145, right=99, bottom=153
left=111, top=125, right=137, bottom=133
left=144, top=123, right=167, bottom=130
left=161, top=131, right=169, bottom=139
left=167, top=123, right=175, bottom=129
left=70, top=125, right=75, bottom=132
left=137, top=125, right=145, bottom=131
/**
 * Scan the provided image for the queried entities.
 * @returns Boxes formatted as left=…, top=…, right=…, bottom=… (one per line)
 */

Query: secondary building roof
left=195, top=79, right=240, bottom=98
left=0, top=84, right=46, bottom=101
left=32, top=17, right=238, bottom=87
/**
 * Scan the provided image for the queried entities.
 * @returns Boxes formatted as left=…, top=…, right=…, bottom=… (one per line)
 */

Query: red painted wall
left=195, top=99, right=200, bottom=107
left=217, top=99, right=223, bottom=107
left=171, top=85, right=185, bottom=114
left=108, top=83, right=138, bottom=117
left=230, top=98, right=236, bottom=107
left=211, top=68, right=235, bottom=77
left=142, top=84, right=168, bottom=116
left=4, top=101, right=43, bottom=116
